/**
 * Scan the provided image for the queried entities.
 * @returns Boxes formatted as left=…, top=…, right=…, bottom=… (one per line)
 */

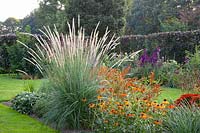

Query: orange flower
left=168, top=104, right=175, bottom=109
left=159, top=104, right=166, bottom=109
left=162, top=99, right=170, bottom=105
left=140, top=113, right=148, bottom=119
left=118, top=104, right=123, bottom=110
left=89, top=103, right=95, bottom=108
left=99, top=102, right=106, bottom=109
left=149, top=72, right=155, bottom=84
left=140, top=113, right=152, bottom=119
left=127, top=113, right=135, bottom=117
left=119, top=93, right=127, bottom=98
left=154, top=120, right=162, bottom=125
left=151, top=101, right=157, bottom=106
left=126, top=82, right=133, bottom=88
left=132, top=87, right=142, bottom=92
left=98, top=88, right=106, bottom=94
left=97, top=95, right=103, bottom=100
left=81, top=98, right=87, bottom=102
left=109, top=88, right=114, bottom=93
left=124, top=100, right=130, bottom=107
left=110, top=109, right=118, bottom=115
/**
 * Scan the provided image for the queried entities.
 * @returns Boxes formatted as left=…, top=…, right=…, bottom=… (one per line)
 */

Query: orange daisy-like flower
left=98, top=88, right=106, bottom=94
left=124, top=100, right=130, bottom=107
left=119, top=93, right=127, bottom=98
left=168, top=104, right=175, bottom=109
left=118, top=104, right=123, bottom=110
left=81, top=98, right=87, bottom=102
left=110, top=109, right=118, bottom=115
left=127, top=113, right=135, bottom=117
left=149, top=72, right=155, bottom=84
left=140, top=113, right=152, bottom=119
left=154, top=120, right=162, bottom=125
left=162, top=99, right=170, bottom=105
left=89, top=103, right=95, bottom=108
left=99, top=102, right=106, bottom=109
left=140, top=113, right=148, bottom=119
left=97, top=95, right=103, bottom=100
left=109, top=88, right=114, bottom=93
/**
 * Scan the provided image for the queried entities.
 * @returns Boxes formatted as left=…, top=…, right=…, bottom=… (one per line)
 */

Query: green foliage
left=0, top=44, right=10, bottom=73
left=158, top=60, right=180, bottom=87
left=163, top=105, right=200, bottom=133
left=174, top=46, right=200, bottom=92
left=35, top=0, right=68, bottom=33
left=67, top=0, right=128, bottom=36
left=23, top=81, right=36, bottom=92
left=11, top=92, right=39, bottom=114
left=128, top=0, right=163, bottom=34
left=1, top=17, right=20, bottom=34
left=23, top=20, right=119, bottom=129
left=186, top=45, right=200, bottom=69
left=120, top=29, right=200, bottom=63
left=160, top=17, right=188, bottom=32
left=127, top=0, right=200, bottom=34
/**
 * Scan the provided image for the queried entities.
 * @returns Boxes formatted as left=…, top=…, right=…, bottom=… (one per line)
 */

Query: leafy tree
left=0, top=44, right=10, bottom=73
left=21, top=12, right=38, bottom=34
left=34, top=0, right=68, bottom=33
left=67, top=0, right=128, bottom=36
left=3, top=17, right=20, bottom=33
left=127, top=0, right=199, bottom=34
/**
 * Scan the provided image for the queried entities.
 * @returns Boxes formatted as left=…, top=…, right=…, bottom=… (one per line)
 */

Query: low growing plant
left=89, top=67, right=173, bottom=132
left=11, top=92, right=39, bottom=114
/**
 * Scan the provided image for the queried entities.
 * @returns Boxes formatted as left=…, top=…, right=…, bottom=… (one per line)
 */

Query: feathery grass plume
left=20, top=19, right=119, bottom=129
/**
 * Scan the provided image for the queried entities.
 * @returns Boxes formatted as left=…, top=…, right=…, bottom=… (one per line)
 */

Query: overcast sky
left=0, top=0, right=40, bottom=22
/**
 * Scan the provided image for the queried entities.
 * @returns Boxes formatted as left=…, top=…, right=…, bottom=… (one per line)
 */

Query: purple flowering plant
left=139, top=47, right=161, bottom=67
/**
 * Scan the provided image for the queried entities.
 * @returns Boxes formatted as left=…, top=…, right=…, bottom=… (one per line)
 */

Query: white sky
left=0, top=0, right=40, bottom=22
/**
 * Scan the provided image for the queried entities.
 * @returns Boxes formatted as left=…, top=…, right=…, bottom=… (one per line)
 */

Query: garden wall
left=119, top=29, right=200, bottom=62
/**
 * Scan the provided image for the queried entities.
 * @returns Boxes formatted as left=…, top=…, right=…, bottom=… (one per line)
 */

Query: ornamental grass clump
left=21, top=20, right=119, bottom=129
left=89, top=67, right=173, bottom=132
left=163, top=105, right=200, bottom=133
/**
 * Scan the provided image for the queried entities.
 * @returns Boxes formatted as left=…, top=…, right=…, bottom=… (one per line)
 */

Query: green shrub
left=175, top=46, right=200, bottom=92
left=158, top=60, right=180, bottom=87
left=11, top=92, right=39, bottom=114
left=163, top=105, right=200, bottom=133
left=119, top=29, right=200, bottom=63
left=22, top=20, right=119, bottom=129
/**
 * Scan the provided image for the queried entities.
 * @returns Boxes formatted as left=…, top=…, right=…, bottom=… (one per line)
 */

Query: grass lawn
left=157, top=87, right=186, bottom=102
left=0, top=74, right=42, bottom=102
left=0, top=104, right=57, bottom=133
left=0, top=74, right=57, bottom=132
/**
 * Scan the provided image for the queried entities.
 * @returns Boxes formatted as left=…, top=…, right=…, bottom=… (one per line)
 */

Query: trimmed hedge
left=0, top=34, right=17, bottom=44
left=119, top=29, right=200, bottom=62
left=1, top=29, right=200, bottom=63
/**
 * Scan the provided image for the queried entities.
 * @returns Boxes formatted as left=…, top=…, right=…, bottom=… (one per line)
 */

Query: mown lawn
left=0, top=74, right=57, bottom=132
left=0, top=74, right=42, bottom=102
left=157, top=87, right=186, bottom=102
left=0, top=104, right=56, bottom=133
